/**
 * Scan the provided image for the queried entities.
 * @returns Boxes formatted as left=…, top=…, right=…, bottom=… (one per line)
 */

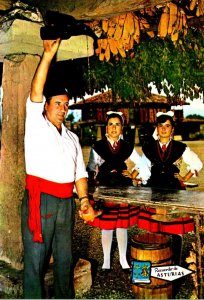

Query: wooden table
left=93, top=186, right=204, bottom=299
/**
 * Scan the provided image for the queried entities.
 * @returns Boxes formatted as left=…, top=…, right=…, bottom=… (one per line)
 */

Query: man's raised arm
left=30, top=39, right=61, bottom=103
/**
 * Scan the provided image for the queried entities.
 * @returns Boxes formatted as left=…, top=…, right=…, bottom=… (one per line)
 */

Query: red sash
left=26, top=174, right=74, bottom=243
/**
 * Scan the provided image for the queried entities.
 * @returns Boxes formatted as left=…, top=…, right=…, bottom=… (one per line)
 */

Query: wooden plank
left=93, top=186, right=204, bottom=214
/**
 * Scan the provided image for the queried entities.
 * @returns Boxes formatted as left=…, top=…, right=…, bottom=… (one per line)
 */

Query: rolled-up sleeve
left=87, top=148, right=105, bottom=172
left=182, top=147, right=203, bottom=176
left=131, top=150, right=151, bottom=182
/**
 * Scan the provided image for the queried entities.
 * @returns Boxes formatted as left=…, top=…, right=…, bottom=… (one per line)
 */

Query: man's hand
left=174, top=171, right=194, bottom=182
left=122, top=170, right=132, bottom=178
left=79, top=199, right=102, bottom=223
left=122, top=169, right=139, bottom=179
left=174, top=173, right=184, bottom=181
left=43, top=39, right=61, bottom=58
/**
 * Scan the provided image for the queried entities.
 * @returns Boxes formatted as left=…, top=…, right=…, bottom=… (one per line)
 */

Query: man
left=21, top=39, right=96, bottom=299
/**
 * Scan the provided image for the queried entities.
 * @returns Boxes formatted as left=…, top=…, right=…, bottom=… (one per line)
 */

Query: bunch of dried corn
left=95, top=12, right=153, bottom=61
left=158, top=3, right=188, bottom=43
left=92, top=0, right=203, bottom=61
left=190, top=0, right=204, bottom=16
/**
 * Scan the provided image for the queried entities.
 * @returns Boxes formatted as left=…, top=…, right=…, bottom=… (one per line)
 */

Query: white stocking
left=116, top=228, right=130, bottom=269
left=101, top=229, right=113, bottom=269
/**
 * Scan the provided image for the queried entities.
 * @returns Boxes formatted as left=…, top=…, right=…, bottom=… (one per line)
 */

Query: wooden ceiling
left=0, top=0, right=203, bottom=101
left=0, top=0, right=171, bottom=20
left=0, top=0, right=203, bottom=41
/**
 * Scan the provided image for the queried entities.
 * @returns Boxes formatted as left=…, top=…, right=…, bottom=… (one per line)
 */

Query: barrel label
left=131, top=261, right=193, bottom=283
left=131, top=261, right=151, bottom=283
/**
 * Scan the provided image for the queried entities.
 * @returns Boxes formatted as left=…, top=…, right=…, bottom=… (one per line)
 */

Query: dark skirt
left=88, top=200, right=140, bottom=229
left=137, top=207, right=194, bottom=234
left=88, top=201, right=194, bottom=234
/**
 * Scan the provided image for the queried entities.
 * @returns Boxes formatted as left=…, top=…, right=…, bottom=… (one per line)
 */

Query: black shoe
left=100, top=268, right=112, bottom=274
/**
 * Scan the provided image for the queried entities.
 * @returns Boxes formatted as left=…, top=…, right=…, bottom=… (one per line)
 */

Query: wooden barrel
left=131, top=233, right=173, bottom=299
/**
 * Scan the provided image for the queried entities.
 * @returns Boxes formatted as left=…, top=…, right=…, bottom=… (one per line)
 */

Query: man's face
left=106, top=117, right=123, bottom=141
left=157, top=119, right=173, bottom=139
left=44, top=95, right=69, bottom=129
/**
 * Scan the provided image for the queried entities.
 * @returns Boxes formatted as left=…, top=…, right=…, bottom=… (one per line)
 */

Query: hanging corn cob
left=122, top=14, right=130, bottom=42
left=114, top=23, right=123, bottom=40
left=197, top=0, right=204, bottom=16
left=104, top=43, right=111, bottom=62
left=181, top=9, right=188, bottom=37
left=196, top=6, right=200, bottom=16
left=125, top=13, right=135, bottom=35
left=108, top=38, right=118, bottom=55
left=118, top=47, right=126, bottom=58
left=157, top=3, right=189, bottom=43
left=107, top=19, right=116, bottom=38
left=171, top=9, right=180, bottom=43
left=167, top=2, right=178, bottom=35
left=101, top=38, right=108, bottom=50
left=102, top=19, right=109, bottom=33
left=158, top=5, right=170, bottom=38
left=133, top=15, right=140, bottom=44
left=190, top=0, right=197, bottom=10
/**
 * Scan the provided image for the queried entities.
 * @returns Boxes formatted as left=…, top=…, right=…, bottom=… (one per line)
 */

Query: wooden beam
left=0, top=0, right=170, bottom=20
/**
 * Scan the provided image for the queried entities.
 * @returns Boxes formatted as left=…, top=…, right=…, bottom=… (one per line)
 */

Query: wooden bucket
left=131, top=233, right=173, bottom=299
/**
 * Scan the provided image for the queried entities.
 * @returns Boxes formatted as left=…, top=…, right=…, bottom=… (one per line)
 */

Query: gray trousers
left=21, top=190, right=76, bottom=299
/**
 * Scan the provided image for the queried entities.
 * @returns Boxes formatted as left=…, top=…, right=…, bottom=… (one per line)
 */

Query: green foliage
left=186, top=114, right=204, bottom=119
left=66, top=112, right=75, bottom=122
left=82, top=29, right=204, bottom=104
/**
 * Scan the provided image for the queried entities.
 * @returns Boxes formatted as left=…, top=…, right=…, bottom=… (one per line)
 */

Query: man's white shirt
left=24, top=97, right=87, bottom=183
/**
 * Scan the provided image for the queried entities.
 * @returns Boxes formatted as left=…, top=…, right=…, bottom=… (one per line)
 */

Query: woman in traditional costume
left=86, top=111, right=144, bottom=272
left=133, top=111, right=203, bottom=264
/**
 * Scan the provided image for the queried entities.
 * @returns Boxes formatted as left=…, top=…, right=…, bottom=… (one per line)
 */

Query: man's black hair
left=44, top=86, right=69, bottom=103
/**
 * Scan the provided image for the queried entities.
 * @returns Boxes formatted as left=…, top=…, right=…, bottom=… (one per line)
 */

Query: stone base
left=0, top=19, right=94, bottom=61
left=45, top=258, right=92, bottom=297
left=74, top=258, right=92, bottom=297
left=0, top=258, right=92, bottom=298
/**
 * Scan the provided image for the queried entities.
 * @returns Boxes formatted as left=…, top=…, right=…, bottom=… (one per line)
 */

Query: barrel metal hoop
left=131, top=240, right=171, bottom=250
left=150, top=255, right=173, bottom=264
left=135, top=282, right=171, bottom=289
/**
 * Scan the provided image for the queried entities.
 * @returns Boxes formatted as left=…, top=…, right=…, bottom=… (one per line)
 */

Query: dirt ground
left=73, top=210, right=196, bottom=299
left=73, top=141, right=204, bottom=299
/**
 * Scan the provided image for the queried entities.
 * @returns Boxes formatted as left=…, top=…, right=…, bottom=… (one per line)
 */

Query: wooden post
left=96, top=125, right=102, bottom=141
left=0, top=54, right=40, bottom=268
left=134, top=126, right=140, bottom=145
